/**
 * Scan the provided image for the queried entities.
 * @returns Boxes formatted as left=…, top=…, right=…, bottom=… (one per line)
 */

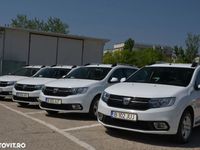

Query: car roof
left=24, top=65, right=44, bottom=69
left=150, top=63, right=194, bottom=68
left=51, top=65, right=77, bottom=69
left=85, top=64, right=137, bottom=69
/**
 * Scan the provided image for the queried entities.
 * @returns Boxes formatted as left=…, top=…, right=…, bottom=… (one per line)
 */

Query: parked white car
left=0, top=66, right=42, bottom=99
left=12, top=66, right=76, bottom=106
left=39, top=64, right=138, bottom=117
left=98, top=63, right=200, bottom=143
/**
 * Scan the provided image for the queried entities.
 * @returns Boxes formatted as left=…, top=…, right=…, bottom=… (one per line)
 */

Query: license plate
left=111, top=111, right=137, bottom=121
left=46, top=98, right=62, bottom=104
left=16, top=92, right=29, bottom=98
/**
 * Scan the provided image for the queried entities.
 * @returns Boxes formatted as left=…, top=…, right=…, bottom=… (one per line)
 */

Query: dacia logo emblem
left=53, top=88, right=59, bottom=93
left=22, top=85, right=27, bottom=89
left=123, top=97, right=131, bottom=105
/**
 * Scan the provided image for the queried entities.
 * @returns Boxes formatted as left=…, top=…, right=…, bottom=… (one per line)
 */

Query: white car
left=12, top=66, right=76, bottom=106
left=39, top=64, right=138, bottom=117
left=98, top=63, right=200, bottom=143
left=0, top=66, right=42, bottom=99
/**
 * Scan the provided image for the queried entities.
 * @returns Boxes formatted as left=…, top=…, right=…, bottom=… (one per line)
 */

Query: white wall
left=57, top=38, right=83, bottom=65
left=82, top=39, right=104, bottom=64
left=4, top=30, right=29, bottom=62
left=29, top=34, right=57, bottom=65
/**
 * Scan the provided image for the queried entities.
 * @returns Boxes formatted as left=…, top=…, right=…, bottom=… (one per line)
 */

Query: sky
left=0, top=0, right=200, bottom=49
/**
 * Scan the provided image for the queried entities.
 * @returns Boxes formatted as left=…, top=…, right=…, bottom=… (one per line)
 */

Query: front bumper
left=12, top=88, right=40, bottom=104
left=98, top=99, right=182, bottom=135
left=0, top=86, right=13, bottom=98
left=39, top=92, right=93, bottom=113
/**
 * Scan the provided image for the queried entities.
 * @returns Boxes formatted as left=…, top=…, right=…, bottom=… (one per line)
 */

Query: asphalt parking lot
left=0, top=99, right=200, bottom=150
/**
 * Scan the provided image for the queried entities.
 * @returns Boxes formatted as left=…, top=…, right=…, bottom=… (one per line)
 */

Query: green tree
left=185, top=33, right=200, bottom=63
left=123, top=38, right=135, bottom=51
left=10, top=14, right=69, bottom=34
left=103, top=48, right=166, bottom=67
left=173, top=46, right=185, bottom=63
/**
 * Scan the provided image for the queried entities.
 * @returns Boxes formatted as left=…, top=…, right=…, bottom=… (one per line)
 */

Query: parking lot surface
left=0, top=99, right=200, bottom=150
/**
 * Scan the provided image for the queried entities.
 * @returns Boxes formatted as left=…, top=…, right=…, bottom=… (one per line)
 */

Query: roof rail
left=51, top=64, right=57, bottom=67
left=111, top=63, right=117, bottom=67
left=72, top=65, right=77, bottom=68
left=84, top=63, right=90, bottom=66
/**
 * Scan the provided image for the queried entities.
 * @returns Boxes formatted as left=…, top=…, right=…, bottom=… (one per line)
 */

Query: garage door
left=57, top=38, right=83, bottom=65
left=29, top=34, right=57, bottom=65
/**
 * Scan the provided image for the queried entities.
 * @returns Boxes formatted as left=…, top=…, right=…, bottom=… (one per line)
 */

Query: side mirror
left=109, top=77, right=119, bottom=83
left=194, top=83, right=200, bottom=90
left=120, top=77, right=126, bottom=82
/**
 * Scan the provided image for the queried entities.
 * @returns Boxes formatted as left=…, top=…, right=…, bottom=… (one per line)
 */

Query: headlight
left=70, top=87, right=88, bottom=95
left=101, top=91, right=110, bottom=102
left=7, top=81, right=16, bottom=86
left=34, top=85, right=44, bottom=90
left=149, top=97, right=176, bottom=108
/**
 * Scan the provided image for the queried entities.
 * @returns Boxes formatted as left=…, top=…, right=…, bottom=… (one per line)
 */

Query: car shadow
left=105, top=126, right=200, bottom=148
left=45, top=113, right=97, bottom=121
left=17, top=104, right=40, bottom=110
left=0, top=98, right=13, bottom=102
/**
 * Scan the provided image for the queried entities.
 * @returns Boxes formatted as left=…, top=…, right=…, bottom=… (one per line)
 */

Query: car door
left=193, top=70, right=200, bottom=125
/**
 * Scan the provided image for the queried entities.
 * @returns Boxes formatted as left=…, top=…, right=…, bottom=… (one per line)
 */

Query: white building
left=0, top=26, right=109, bottom=74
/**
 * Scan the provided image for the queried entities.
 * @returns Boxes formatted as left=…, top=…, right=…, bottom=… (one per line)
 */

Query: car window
left=109, top=68, right=125, bottom=82
left=12, top=68, right=40, bottom=77
left=66, top=67, right=111, bottom=80
left=34, top=68, right=71, bottom=78
left=123, top=68, right=137, bottom=78
left=126, top=67, right=194, bottom=87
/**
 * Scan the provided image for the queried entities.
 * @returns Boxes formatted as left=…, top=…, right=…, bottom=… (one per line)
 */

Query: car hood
left=45, top=79, right=99, bottom=88
left=0, top=75, right=28, bottom=82
left=105, top=82, right=185, bottom=98
left=16, top=77, right=56, bottom=85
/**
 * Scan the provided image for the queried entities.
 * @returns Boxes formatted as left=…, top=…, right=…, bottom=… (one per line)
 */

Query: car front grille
left=15, top=84, right=37, bottom=91
left=13, top=96, right=38, bottom=102
left=0, top=82, right=8, bottom=87
left=42, top=87, right=73, bottom=97
left=100, top=114, right=155, bottom=131
left=40, top=102, right=82, bottom=110
left=106, top=94, right=150, bottom=110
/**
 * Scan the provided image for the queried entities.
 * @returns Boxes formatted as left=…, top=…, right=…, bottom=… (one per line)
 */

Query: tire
left=175, top=110, right=193, bottom=143
left=18, top=102, right=29, bottom=107
left=89, top=95, right=100, bottom=119
left=46, top=110, right=58, bottom=115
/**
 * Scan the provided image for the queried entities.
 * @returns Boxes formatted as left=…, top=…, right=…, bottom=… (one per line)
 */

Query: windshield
left=33, top=68, right=71, bottom=78
left=126, top=67, right=194, bottom=87
left=11, top=68, right=40, bottom=77
left=66, top=67, right=112, bottom=80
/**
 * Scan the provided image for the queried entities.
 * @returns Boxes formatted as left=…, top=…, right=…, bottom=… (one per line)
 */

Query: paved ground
left=0, top=99, right=200, bottom=150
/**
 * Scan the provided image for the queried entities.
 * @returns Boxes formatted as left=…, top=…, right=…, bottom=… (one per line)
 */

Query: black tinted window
left=34, top=68, right=71, bottom=78
left=123, top=68, right=137, bottom=78
left=12, top=68, right=40, bottom=77
left=66, top=67, right=111, bottom=80
left=126, top=67, right=194, bottom=87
